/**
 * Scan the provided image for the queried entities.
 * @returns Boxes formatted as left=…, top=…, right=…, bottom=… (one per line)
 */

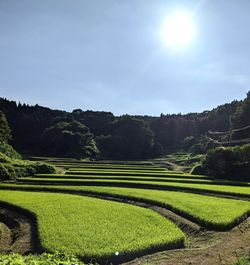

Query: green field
left=67, top=168, right=176, bottom=174
left=1, top=158, right=250, bottom=262
left=0, top=190, right=184, bottom=262
left=0, top=184, right=249, bottom=230
left=34, top=173, right=249, bottom=186
left=64, top=169, right=200, bottom=177
left=64, top=164, right=165, bottom=171
left=65, top=170, right=183, bottom=177
left=18, top=176, right=250, bottom=196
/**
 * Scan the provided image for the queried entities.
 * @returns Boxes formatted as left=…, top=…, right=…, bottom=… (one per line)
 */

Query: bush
left=202, top=144, right=250, bottom=180
left=0, top=161, right=56, bottom=181
left=234, top=256, right=250, bottom=265
left=0, top=151, right=56, bottom=181
left=32, top=162, right=56, bottom=174
left=0, top=142, right=22, bottom=159
left=0, top=252, right=86, bottom=265
left=0, top=163, right=16, bottom=180
left=234, top=144, right=250, bottom=162
left=0, top=142, right=56, bottom=181
left=203, top=147, right=238, bottom=178
left=0, top=152, right=12, bottom=163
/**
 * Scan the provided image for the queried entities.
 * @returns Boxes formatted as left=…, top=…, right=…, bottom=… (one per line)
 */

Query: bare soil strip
left=0, top=207, right=34, bottom=253
left=0, top=222, right=12, bottom=251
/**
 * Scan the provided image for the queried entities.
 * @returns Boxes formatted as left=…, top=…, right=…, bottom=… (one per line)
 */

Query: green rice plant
left=34, top=173, right=248, bottom=186
left=0, top=184, right=249, bottom=230
left=0, top=190, right=184, bottom=262
left=64, top=170, right=206, bottom=178
left=18, top=177, right=250, bottom=196
left=54, top=163, right=164, bottom=171
left=67, top=168, right=169, bottom=174
left=0, top=252, right=86, bottom=265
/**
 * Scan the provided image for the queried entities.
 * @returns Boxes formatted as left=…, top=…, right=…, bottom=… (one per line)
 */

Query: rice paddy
left=0, top=190, right=184, bottom=262
left=0, top=157, right=250, bottom=262
left=18, top=175, right=250, bottom=196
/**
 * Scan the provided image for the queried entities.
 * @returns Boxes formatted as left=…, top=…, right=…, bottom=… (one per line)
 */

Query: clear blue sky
left=0, top=0, right=249, bottom=115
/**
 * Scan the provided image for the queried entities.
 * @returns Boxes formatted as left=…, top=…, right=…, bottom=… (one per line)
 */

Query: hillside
left=0, top=92, right=249, bottom=159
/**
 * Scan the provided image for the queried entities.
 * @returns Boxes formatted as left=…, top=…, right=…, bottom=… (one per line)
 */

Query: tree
left=231, top=91, right=250, bottom=139
left=96, top=117, right=154, bottom=159
left=0, top=111, right=11, bottom=142
left=41, top=120, right=99, bottom=158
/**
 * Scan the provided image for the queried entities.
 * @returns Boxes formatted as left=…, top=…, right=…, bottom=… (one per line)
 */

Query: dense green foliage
left=0, top=190, right=184, bottom=262
left=0, top=253, right=86, bottom=265
left=41, top=120, right=99, bottom=158
left=0, top=111, right=11, bottom=143
left=0, top=158, right=56, bottom=180
left=1, top=91, right=249, bottom=159
left=0, top=141, right=22, bottom=159
left=232, top=91, right=250, bottom=139
left=0, top=146, right=56, bottom=180
left=234, top=256, right=250, bottom=265
left=96, top=117, right=158, bottom=158
left=201, top=144, right=250, bottom=180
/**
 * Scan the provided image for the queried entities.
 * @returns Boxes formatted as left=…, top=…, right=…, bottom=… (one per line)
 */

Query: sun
left=161, top=11, right=196, bottom=49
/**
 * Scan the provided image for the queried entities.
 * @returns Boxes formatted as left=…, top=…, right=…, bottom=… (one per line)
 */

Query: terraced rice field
left=18, top=175, right=250, bottom=196
left=0, top=158, right=250, bottom=263
left=0, top=190, right=184, bottom=262
left=0, top=184, right=249, bottom=230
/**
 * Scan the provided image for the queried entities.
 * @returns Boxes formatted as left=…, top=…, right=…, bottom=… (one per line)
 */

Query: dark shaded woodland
left=0, top=92, right=249, bottom=159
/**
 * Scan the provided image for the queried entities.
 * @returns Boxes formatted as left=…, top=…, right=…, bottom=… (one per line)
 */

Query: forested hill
left=0, top=92, right=249, bottom=159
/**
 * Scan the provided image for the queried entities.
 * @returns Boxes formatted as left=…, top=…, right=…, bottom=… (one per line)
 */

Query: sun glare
left=161, top=11, right=196, bottom=49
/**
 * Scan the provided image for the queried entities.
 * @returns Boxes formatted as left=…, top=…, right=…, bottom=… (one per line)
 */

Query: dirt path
left=0, top=222, right=12, bottom=251
left=123, top=217, right=250, bottom=265
left=0, top=207, right=35, bottom=253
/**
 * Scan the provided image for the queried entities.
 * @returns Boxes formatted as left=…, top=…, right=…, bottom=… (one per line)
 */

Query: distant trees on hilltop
left=0, top=91, right=249, bottom=159
left=0, top=111, right=11, bottom=143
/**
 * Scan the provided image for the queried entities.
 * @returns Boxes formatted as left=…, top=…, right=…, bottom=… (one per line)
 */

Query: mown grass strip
left=0, top=190, right=184, bottom=263
left=0, top=185, right=249, bottom=231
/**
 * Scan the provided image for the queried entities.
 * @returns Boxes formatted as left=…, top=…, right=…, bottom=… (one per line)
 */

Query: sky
left=0, top=0, right=250, bottom=116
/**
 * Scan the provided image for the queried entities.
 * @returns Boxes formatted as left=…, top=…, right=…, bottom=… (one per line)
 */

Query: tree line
left=0, top=91, right=249, bottom=159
